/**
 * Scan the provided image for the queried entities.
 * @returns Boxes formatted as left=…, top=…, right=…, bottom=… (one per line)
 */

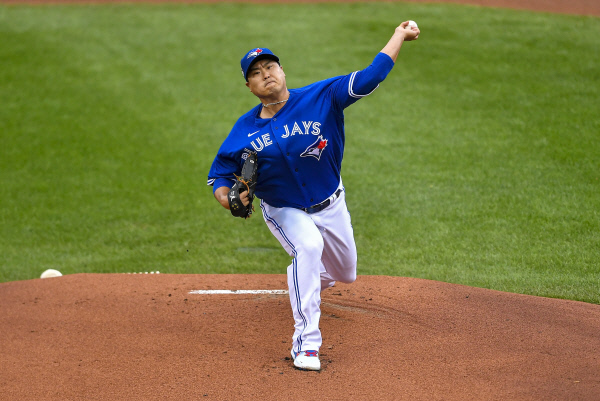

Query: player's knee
left=339, top=270, right=356, bottom=284
left=339, top=255, right=357, bottom=283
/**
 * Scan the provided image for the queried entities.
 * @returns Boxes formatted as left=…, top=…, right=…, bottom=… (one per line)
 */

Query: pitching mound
left=1, top=274, right=598, bottom=400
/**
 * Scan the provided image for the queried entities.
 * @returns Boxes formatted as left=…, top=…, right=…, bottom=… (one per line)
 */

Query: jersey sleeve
left=207, top=138, right=241, bottom=193
left=331, top=52, right=395, bottom=110
left=207, top=153, right=237, bottom=193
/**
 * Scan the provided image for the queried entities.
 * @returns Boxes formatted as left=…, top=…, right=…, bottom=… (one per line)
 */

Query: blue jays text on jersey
left=208, top=52, right=395, bottom=210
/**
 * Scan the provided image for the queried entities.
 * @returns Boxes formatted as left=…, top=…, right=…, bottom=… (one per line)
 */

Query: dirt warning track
left=1, top=274, right=598, bottom=400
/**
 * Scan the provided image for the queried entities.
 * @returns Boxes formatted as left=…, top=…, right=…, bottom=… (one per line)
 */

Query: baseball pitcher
left=208, top=21, right=420, bottom=371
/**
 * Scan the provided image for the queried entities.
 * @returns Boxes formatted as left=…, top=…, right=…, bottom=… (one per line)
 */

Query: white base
left=40, top=269, right=62, bottom=279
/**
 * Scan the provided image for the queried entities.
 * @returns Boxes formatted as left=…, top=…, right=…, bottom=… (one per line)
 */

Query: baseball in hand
left=407, top=20, right=418, bottom=30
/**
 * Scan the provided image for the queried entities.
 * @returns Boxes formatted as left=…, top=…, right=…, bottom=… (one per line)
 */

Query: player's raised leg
left=313, top=189, right=358, bottom=284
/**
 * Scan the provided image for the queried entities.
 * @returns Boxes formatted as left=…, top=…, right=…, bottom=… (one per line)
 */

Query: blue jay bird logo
left=300, top=135, right=328, bottom=160
left=247, top=48, right=263, bottom=59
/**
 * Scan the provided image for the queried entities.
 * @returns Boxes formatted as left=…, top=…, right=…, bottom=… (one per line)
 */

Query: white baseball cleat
left=291, top=349, right=321, bottom=371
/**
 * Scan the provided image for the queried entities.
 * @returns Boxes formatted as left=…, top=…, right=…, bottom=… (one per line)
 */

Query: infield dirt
left=1, top=273, right=599, bottom=400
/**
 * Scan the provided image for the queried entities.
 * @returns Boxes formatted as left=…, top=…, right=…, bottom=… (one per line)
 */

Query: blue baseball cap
left=241, top=48, right=280, bottom=81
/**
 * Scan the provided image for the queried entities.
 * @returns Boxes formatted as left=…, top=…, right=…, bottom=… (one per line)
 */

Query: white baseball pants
left=260, top=182, right=357, bottom=353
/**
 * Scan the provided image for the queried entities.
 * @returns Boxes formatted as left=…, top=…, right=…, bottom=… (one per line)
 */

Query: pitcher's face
left=245, top=59, right=287, bottom=98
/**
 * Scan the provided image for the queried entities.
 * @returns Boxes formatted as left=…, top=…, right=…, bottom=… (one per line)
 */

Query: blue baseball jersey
left=208, top=52, right=395, bottom=209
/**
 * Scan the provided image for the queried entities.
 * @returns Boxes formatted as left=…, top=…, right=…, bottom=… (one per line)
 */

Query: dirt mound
left=1, top=273, right=598, bottom=400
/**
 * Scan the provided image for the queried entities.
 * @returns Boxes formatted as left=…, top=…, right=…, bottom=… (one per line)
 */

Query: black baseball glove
left=228, top=151, right=258, bottom=219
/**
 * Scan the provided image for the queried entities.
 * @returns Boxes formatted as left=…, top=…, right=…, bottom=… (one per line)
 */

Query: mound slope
left=1, top=274, right=598, bottom=400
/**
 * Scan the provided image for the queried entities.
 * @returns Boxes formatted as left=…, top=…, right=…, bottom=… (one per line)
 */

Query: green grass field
left=1, top=3, right=598, bottom=303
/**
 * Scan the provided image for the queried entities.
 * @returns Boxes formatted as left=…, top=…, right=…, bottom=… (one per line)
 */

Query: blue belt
left=302, top=188, right=343, bottom=214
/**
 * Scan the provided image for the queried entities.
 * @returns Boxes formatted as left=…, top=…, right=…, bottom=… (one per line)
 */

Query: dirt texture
left=1, top=0, right=600, bottom=16
left=1, top=273, right=599, bottom=400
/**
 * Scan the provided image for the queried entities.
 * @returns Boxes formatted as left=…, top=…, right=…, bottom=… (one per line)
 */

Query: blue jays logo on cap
left=241, top=47, right=280, bottom=81
left=247, top=48, right=263, bottom=58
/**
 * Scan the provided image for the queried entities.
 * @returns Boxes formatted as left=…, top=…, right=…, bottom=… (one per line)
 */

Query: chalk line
left=189, top=289, right=288, bottom=295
